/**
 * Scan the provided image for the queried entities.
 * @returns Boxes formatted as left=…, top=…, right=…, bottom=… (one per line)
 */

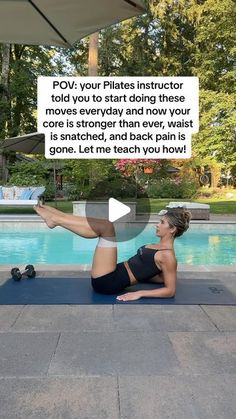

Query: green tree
left=192, top=0, right=236, bottom=93
left=99, top=0, right=199, bottom=77
left=193, top=90, right=236, bottom=171
left=0, top=42, right=86, bottom=140
left=149, top=0, right=199, bottom=76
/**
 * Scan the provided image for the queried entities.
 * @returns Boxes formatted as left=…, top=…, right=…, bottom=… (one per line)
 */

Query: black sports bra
left=127, top=246, right=171, bottom=283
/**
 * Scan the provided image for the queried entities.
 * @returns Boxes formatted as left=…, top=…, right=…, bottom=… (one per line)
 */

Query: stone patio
left=0, top=268, right=236, bottom=419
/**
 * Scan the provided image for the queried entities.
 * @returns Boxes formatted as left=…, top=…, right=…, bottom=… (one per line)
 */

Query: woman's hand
left=116, top=291, right=142, bottom=302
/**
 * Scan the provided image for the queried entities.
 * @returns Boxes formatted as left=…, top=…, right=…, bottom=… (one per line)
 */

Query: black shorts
left=91, top=262, right=131, bottom=295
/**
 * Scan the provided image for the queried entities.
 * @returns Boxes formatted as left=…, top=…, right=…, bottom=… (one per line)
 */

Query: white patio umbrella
left=0, top=0, right=145, bottom=47
left=1, top=132, right=45, bottom=154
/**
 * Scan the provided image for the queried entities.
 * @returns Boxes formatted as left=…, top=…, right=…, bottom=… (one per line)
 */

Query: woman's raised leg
left=34, top=205, right=117, bottom=278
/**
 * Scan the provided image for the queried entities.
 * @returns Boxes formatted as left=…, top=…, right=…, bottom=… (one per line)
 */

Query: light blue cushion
left=2, top=186, right=14, bottom=199
left=20, top=189, right=33, bottom=200
left=30, top=186, right=45, bottom=200
left=0, top=187, right=3, bottom=199
left=14, top=186, right=28, bottom=200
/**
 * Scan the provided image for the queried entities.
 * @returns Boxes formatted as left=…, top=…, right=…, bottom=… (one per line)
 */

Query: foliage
left=0, top=43, right=86, bottom=140
left=62, top=159, right=116, bottom=182
left=61, top=159, right=119, bottom=198
left=1, top=0, right=235, bottom=182
left=146, top=177, right=198, bottom=199
left=98, top=26, right=123, bottom=76
left=43, top=182, right=56, bottom=201
left=63, top=177, right=139, bottom=200
left=87, top=178, right=138, bottom=199
left=115, top=159, right=160, bottom=178
left=192, top=0, right=236, bottom=93
left=63, top=182, right=90, bottom=200
left=7, top=161, right=49, bottom=186
left=7, top=173, right=43, bottom=187
left=149, top=0, right=198, bottom=76
left=171, top=157, right=201, bottom=184
left=193, top=90, right=236, bottom=171
left=98, top=0, right=236, bottom=172
left=99, top=0, right=198, bottom=77
left=197, top=187, right=236, bottom=198
left=8, top=160, right=48, bottom=176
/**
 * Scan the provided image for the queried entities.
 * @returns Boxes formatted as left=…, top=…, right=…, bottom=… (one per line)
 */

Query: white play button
left=84, top=179, right=151, bottom=242
left=108, top=198, right=131, bottom=222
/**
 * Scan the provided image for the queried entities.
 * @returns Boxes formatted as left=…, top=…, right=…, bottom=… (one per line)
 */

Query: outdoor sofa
left=167, top=201, right=210, bottom=220
left=0, top=186, right=45, bottom=206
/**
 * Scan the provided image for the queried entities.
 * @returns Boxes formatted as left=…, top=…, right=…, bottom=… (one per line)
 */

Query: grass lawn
left=137, top=197, right=236, bottom=214
left=0, top=200, right=73, bottom=215
left=0, top=197, right=235, bottom=215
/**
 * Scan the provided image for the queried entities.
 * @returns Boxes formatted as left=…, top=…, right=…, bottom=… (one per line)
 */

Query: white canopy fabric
left=0, top=0, right=145, bottom=47
left=1, top=132, right=45, bottom=154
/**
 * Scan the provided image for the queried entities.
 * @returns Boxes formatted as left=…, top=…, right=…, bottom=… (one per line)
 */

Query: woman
left=34, top=204, right=191, bottom=301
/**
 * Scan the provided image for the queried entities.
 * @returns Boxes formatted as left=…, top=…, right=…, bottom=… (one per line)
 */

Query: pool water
left=0, top=224, right=236, bottom=266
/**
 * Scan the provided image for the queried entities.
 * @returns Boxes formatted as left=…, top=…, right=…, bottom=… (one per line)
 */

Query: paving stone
left=113, top=305, right=217, bottom=331
left=0, top=264, right=236, bottom=418
left=0, top=332, right=59, bottom=377
left=0, top=306, right=25, bottom=330
left=0, top=377, right=119, bottom=419
left=201, top=305, right=236, bottom=331
left=179, top=272, right=236, bottom=280
left=119, top=374, right=236, bottom=419
left=168, top=331, right=236, bottom=374
left=48, top=331, right=181, bottom=376
left=223, top=280, right=236, bottom=296
left=183, top=374, right=236, bottom=419
left=12, top=305, right=114, bottom=332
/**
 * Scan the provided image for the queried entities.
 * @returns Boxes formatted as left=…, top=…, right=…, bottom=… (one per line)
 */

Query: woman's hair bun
left=183, top=208, right=192, bottom=224
left=166, top=207, right=191, bottom=237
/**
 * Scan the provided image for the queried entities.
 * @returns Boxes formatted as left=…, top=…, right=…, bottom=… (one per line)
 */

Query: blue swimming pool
left=0, top=223, right=236, bottom=266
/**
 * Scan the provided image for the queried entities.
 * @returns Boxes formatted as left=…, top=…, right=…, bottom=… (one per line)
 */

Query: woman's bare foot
left=34, top=205, right=58, bottom=228
left=40, top=204, right=67, bottom=216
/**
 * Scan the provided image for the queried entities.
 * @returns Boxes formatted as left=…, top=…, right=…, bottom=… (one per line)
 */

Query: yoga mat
left=0, top=277, right=236, bottom=305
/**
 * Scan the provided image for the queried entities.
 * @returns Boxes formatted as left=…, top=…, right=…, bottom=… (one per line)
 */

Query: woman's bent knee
left=101, top=220, right=115, bottom=237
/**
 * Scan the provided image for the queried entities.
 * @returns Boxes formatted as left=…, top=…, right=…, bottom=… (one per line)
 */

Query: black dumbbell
left=11, top=265, right=36, bottom=281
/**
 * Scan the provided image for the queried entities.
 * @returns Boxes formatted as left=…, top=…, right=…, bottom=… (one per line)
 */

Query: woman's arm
left=117, top=253, right=177, bottom=301
left=155, top=252, right=177, bottom=297
left=116, top=286, right=175, bottom=301
left=148, top=272, right=164, bottom=284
